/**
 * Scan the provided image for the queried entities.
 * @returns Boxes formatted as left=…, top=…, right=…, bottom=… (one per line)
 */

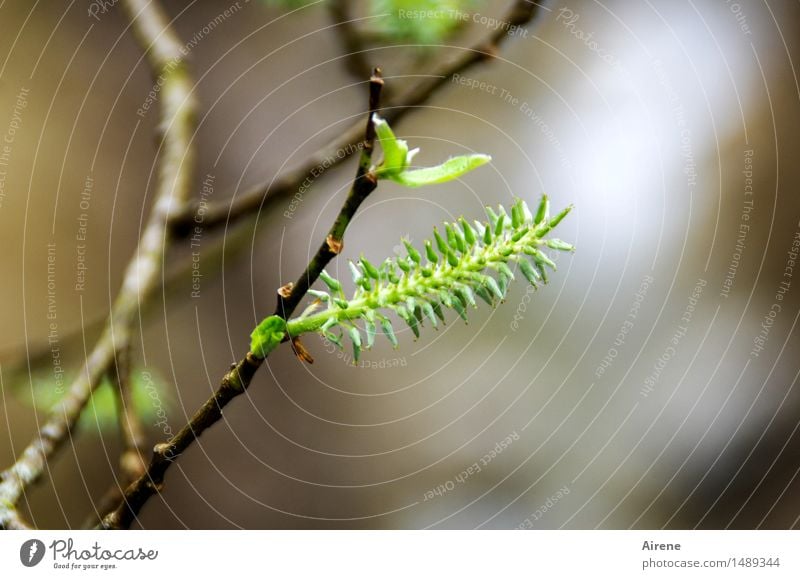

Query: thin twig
left=82, top=345, right=147, bottom=528
left=98, top=353, right=263, bottom=529
left=112, top=345, right=147, bottom=486
left=0, top=0, right=196, bottom=529
left=275, top=69, right=383, bottom=320
left=100, top=69, right=385, bottom=530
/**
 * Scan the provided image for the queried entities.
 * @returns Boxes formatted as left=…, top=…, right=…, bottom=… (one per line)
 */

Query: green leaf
left=403, top=239, right=421, bottom=264
left=488, top=276, right=506, bottom=300
left=545, top=239, right=575, bottom=251
left=475, top=284, right=494, bottom=306
left=348, top=326, right=362, bottom=363
left=421, top=302, right=438, bottom=328
left=455, top=285, right=476, bottom=308
left=364, top=316, right=377, bottom=349
left=548, top=205, right=573, bottom=229
left=319, top=270, right=342, bottom=293
left=250, top=315, right=287, bottom=358
left=390, top=154, right=491, bottom=188
left=511, top=201, right=522, bottom=228
left=349, top=260, right=364, bottom=285
left=379, top=316, right=399, bottom=348
left=360, top=256, right=380, bottom=279
left=431, top=301, right=446, bottom=323
left=433, top=228, right=448, bottom=254
left=534, top=195, right=550, bottom=224
left=451, top=296, right=468, bottom=322
left=519, top=259, right=540, bottom=287
left=307, top=289, right=329, bottom=302
left=425, top=240, right=439, bottom=264
left=374, top=115, right=410, bottom=176
left=325, top=330, right=343, bottom=349
left=460, top=217, right=476, bottom=246
left=494, top=212, right=505, bottom=237
left=397, top=306, right=420, bottom=338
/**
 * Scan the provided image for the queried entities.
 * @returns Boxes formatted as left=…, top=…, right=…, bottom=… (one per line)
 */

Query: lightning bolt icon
left=28, top=542, right=38, bottom=563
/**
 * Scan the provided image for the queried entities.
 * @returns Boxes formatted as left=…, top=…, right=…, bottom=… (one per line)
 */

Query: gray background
left=1, top=0, right=799, bottom=529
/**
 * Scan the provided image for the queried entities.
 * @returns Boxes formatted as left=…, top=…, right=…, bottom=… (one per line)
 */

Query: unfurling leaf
left=390, top=154, right=491, bottom=188
left=372, top=116, right=490, bottom=187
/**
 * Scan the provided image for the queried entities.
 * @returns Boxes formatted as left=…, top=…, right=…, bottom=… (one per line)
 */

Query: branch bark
left=275, top=70, right=383, bottom=320
left=0, top=0, right=196, bottom=529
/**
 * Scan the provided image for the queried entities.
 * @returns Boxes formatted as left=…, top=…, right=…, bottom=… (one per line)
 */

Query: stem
left=274, top=69, right=384, bottom=321
left=99, top=354, right=263, bottom=530
left=100, top=70, right=387, bottom=530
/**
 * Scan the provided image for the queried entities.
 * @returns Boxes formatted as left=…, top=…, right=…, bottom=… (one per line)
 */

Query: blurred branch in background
left=327, top=0, right=376, bottom=84
left=0, top=0, right=197, bottom=529
left=168, top=0, right=540, bottom=233
left=82, top=345, right=148, bottom=528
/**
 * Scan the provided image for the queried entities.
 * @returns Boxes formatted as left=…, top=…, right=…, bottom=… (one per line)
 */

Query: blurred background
left=1, top=0, right=800, bottom=529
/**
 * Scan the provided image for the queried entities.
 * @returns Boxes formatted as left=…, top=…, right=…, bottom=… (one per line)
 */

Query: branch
left=99, top=353, right=263, bottom=529
left=0, top=0, right=196, bottom=529
left=82, top=346, right=148, bottom=528
left=276, top=70, right=383, bottom=320
left=100, top=70, right=385, bottom=530
left=327, top=0, right=375, bottom=83
left=168, top=0, right=541, bottom=235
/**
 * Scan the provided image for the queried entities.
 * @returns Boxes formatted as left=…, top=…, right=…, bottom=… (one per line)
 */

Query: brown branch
left=168, top=0, right=541, bottom=236
left=275, top=69, right=383, bottom=319
left=0, top=0, right=196, bottom=529
left=100, top=69, right=385, bottom=530
left=327, top=0, right=375, bottom=83
left=99, top=353, right=262, bottom=529
left=82, top=345, right=148, bottom=528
